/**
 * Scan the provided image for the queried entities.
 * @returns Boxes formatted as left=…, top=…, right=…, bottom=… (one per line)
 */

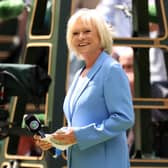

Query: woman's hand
left=33, top=135, right=52, bottom=151
left=52, top=127, right=77, bottom=145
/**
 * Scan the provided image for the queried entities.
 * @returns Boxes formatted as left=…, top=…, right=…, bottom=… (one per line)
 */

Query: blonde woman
left=34, top=9, right=134, bottom=168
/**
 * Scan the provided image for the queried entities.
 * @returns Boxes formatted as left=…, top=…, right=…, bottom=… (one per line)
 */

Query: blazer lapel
left=64, top=69, right=82, bottom=122
left=71, top=52, right=107, bottom=116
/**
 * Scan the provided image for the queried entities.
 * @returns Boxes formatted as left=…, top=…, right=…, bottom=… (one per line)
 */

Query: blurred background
left=0, top=0, right=168, bottom=167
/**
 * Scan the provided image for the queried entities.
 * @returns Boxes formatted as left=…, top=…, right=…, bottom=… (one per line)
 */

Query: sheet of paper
left=42, top=127, right=74, bottom=151
left=42, top=134, right=73, bottom=150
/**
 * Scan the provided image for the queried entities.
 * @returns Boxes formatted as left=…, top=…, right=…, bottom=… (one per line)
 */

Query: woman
left=34, top=8, right=134, bottom=168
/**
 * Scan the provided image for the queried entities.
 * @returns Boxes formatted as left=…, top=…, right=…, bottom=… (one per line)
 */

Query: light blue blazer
left=63, top=51, right=134, bottom=168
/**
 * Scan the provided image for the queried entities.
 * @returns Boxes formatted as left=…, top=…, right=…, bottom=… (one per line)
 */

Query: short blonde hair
left=66, top=8, right=113, bottom=58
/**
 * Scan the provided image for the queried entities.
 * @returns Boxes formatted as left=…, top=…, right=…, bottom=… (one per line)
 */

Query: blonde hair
left=66, top=8, right=113, bottom=58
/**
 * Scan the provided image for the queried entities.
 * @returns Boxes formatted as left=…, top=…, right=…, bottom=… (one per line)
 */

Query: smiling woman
left=70, top=19, right=102, bottom=64
left=34, top=8, right=134, bottom=168
left=66, top=9, right=113, bottom=59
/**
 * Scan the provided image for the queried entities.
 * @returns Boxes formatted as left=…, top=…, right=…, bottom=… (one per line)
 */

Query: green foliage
left=0, top=0, right=25, bottom=20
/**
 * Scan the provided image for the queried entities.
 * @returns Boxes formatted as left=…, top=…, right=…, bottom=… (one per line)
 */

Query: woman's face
left=71, top=18, right=101, bottom=58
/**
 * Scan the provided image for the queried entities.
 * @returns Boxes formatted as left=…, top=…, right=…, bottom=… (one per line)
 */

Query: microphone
left=24, top=114, right=61, bottom=158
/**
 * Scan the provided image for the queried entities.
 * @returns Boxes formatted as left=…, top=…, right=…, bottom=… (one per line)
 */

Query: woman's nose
left=79, top=32, right=85, bottom=40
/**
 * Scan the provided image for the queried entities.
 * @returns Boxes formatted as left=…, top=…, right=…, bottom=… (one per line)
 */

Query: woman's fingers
left=52, top=128, right=77, bottom=145
left=33, top=135, right=52, bottom=151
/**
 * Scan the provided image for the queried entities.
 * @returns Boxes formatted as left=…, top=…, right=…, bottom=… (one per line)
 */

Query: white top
left=149, top=31, right=168, bottom=83
left=70, top=76, right=87, bottom=113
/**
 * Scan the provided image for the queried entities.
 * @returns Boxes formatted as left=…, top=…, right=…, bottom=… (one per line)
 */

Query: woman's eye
left=72, top=32, right=79, bottom=36
left=84, top=30, right=91, bottom=33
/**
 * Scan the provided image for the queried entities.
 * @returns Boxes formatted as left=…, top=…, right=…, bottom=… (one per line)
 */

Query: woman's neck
left=80, top=50, right=102, bottom=77
left=83, top=49, right=102, bottom=69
